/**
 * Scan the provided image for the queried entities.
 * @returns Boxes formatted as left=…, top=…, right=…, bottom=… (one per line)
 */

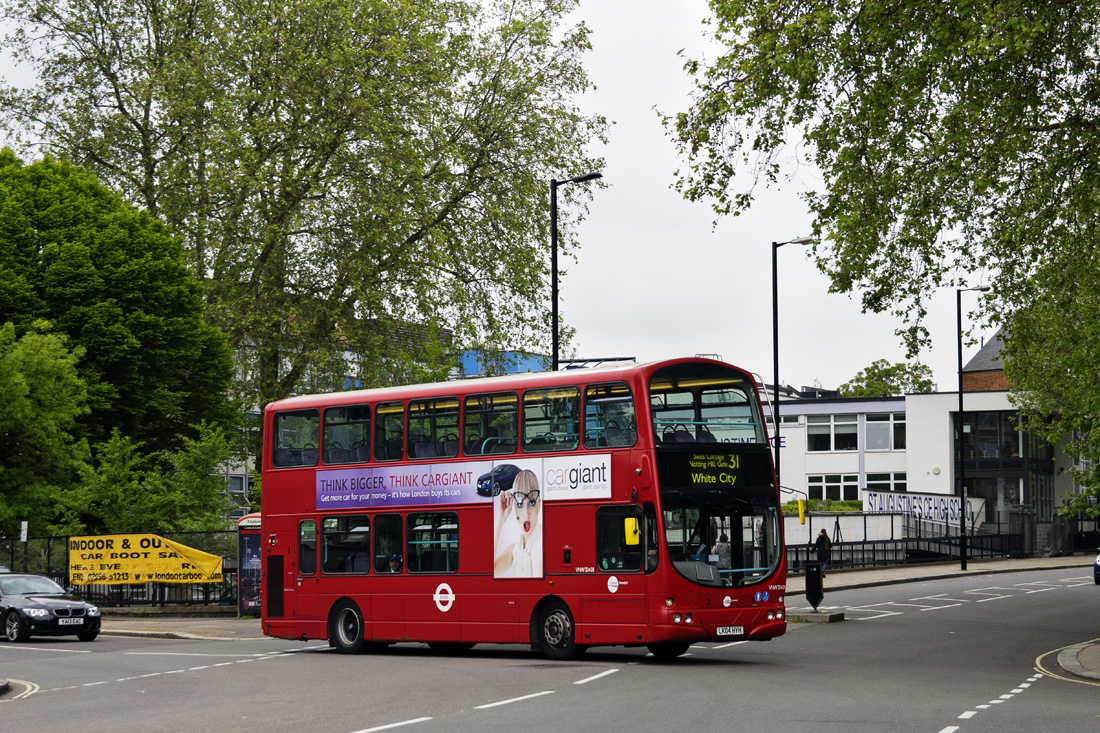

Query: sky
left=0, top=1, right=995, bottom=393
left=560, top=0, right=996, bottom=393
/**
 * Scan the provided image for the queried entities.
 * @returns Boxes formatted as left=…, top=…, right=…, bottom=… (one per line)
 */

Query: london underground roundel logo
left=433, top=582, right=455, bottom=612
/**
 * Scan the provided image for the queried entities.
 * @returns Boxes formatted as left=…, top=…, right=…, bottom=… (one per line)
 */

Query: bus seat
left=274, top=448, right=294, bottom=467
left=696, top=427, right=717, bottom=442
left=465, top=437, right=482, bottom=455
left=355, top=445, right=371, bottom=462
left=300, top=447, right=319, bottom=464
left=327, top=447, right=355, bottom=464
left=605, top=427, right=629, bottom=446
left=346, top=552, right=370, bottom=572
left=440, top=440, right=460, bottom=457
left=414, top=442, right=437, bottom=458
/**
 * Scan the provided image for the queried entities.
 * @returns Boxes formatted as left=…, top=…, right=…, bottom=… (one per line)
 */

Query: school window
left=322, top=515, right=371, bottom=573
left=272, top=409, right=320, bottom=467
left=866, top=413, right=905, bottom=451
left=866, top=473, right=907, bottom=492
left=807, top=414, right=858, bottom=452
left=374, top=514, right=403, bottom=573
left=463, top=392, right=518, bottom=456
left=522, top=387, right=580, bottom=453
left=298, top=520, right=317, bottom=575
left=407, top=397, right=460, bottom=459
left=584, top=382, right=637, bottom=449
left=374, top=401, right=404, bottom=462
left=407, top=513, right=459, bottom=573
left=807, top=474, right=860, bottom=501
left=323, top=405, right=371, bottom=464
left=596, top=506, right=644, bottom=572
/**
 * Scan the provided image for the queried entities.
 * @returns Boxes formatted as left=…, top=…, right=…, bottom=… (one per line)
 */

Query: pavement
left=2, top=554, right=1097, bottom=698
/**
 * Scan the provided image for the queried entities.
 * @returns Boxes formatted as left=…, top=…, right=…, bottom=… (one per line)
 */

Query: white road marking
left=475, top=690, right=555, bottom=709
left=575, top=669, right=619, bottom=685
left=350, top=717, right=433, bottom=733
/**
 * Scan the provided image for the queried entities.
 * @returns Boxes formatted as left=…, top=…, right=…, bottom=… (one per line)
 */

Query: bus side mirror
left=624, top=517, right=640, bottom=546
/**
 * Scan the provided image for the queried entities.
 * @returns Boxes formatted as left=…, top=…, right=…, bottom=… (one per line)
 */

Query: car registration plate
left=717, top=625, right=743, bottom=636
left=58, top=617, right=84, bottom=625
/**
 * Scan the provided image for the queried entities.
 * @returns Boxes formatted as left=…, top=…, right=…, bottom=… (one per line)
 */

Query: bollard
left=805, top=561, right=824, bottom=611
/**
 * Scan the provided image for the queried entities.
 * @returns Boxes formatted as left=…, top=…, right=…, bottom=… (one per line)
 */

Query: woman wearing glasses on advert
left=493, top=469, right=543, bottom=578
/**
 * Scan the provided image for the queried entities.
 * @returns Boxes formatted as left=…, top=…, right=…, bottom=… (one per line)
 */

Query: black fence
left=786, top=512, right=1033, bottom=574
left=1, top=531, right=239, bottom=607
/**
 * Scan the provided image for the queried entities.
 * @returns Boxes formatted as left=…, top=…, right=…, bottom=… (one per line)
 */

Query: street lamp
left=957, top=284, right=991, bottom=570
left=771, top=236, right=815, bottom=487
left=550, top=172, right=603, bottom=371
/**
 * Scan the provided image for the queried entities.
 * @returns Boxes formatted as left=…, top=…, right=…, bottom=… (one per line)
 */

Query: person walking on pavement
left=815, top=529, right=831, bottom=577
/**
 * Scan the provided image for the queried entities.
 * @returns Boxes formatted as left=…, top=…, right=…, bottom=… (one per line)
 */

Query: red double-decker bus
left=260, top=357, right=786, bottom=659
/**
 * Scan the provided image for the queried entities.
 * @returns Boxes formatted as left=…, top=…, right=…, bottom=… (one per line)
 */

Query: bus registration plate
left=58, top=618, right=83, bottom=625
left=717, top=626, right=743, bottom=636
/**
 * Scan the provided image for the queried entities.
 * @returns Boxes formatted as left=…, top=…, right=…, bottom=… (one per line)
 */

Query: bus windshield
left=649, top=363, right=765, bottom=444
left=660, top=489, right=781, bottom=588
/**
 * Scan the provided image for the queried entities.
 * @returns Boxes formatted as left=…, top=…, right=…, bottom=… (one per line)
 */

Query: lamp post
left=957, top=285, right=990, bottom=570
left=771, top=236, right=815, bottom=487
left=550, top=172, right=603, bottom=371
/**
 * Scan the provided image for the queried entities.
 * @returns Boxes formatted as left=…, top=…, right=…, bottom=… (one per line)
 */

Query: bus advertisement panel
left=260, top=357, right=786, bottom=660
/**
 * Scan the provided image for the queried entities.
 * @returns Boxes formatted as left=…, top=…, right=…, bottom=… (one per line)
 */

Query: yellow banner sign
left=68, top=535, right=224, bottom=585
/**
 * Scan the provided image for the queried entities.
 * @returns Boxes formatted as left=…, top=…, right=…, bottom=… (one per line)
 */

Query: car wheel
left=329, top=600, right=368, bottom=654
left=536, top=599, right=584, bottom=660
left=646, top=641, right=691, bottom=660
left=77, top=630, right=99, bottom=642
left=4, top=610, right=30, bottom=642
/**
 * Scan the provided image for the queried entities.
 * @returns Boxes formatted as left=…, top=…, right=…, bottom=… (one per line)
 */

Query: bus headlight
left=672, top=612, right=682, bottom=624
left=685, top=613, right=693, bottom=625
left=665, top=598, right=674, bottom=608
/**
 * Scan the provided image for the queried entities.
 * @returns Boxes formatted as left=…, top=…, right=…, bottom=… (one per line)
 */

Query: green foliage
left=0, top=0, right=607, bottom=415
left=782, top=499, right=863, bottom=515
left=840, top=359, right=935, bottom=398
left=669, top=1, right=1100, bottom=504
left=0, top=321, right=89, bottom=537
left=53, top=422, right=236, bottom=535
left=0, top=149, right=237, bottom=454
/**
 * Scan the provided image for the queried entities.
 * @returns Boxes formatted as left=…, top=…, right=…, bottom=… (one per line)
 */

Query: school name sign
left=69, top=535, right=224, bottom=585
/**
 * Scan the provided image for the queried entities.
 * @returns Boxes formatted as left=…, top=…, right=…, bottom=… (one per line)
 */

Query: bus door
left=294, top=519, right=321, bottom=637
left=581, top=506, right=648, bottom=644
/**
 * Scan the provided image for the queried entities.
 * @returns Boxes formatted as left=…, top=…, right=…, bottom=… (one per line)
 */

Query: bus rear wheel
left=537, top=600, right=584, bottom=660
left=646, top=641, right=691, bottom=660
left=330, top=600, right=368, bottom=654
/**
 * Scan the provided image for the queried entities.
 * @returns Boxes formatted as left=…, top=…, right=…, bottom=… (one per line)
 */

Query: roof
left=963, top=329, right=1005, bottom=373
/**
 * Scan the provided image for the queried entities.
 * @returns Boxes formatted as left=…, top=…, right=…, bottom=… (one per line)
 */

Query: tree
left=839, top=359, right=935, bottom=399
left=667, top=1, right=1100, bottom=509
left=0, top=0, right=607, bottom=418
left=0, top=321, right=89, bottom=537
left=0, top=149, right=237, bottom=454
left=52, top=422, right=236, bottom=535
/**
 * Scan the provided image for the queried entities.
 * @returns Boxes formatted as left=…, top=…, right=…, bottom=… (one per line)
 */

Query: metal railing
left=786, top=511, right=1031, bottom=574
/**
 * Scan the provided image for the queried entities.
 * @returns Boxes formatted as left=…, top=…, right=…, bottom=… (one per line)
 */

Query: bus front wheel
left=537, top=600, right=584, bottom=660
left=330, top=600, right=367, bottom=654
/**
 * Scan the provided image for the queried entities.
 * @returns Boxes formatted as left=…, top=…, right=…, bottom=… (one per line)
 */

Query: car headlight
left=87, top=606, right=100, bottom=617
left=23, top=608, right=51, bottom=618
